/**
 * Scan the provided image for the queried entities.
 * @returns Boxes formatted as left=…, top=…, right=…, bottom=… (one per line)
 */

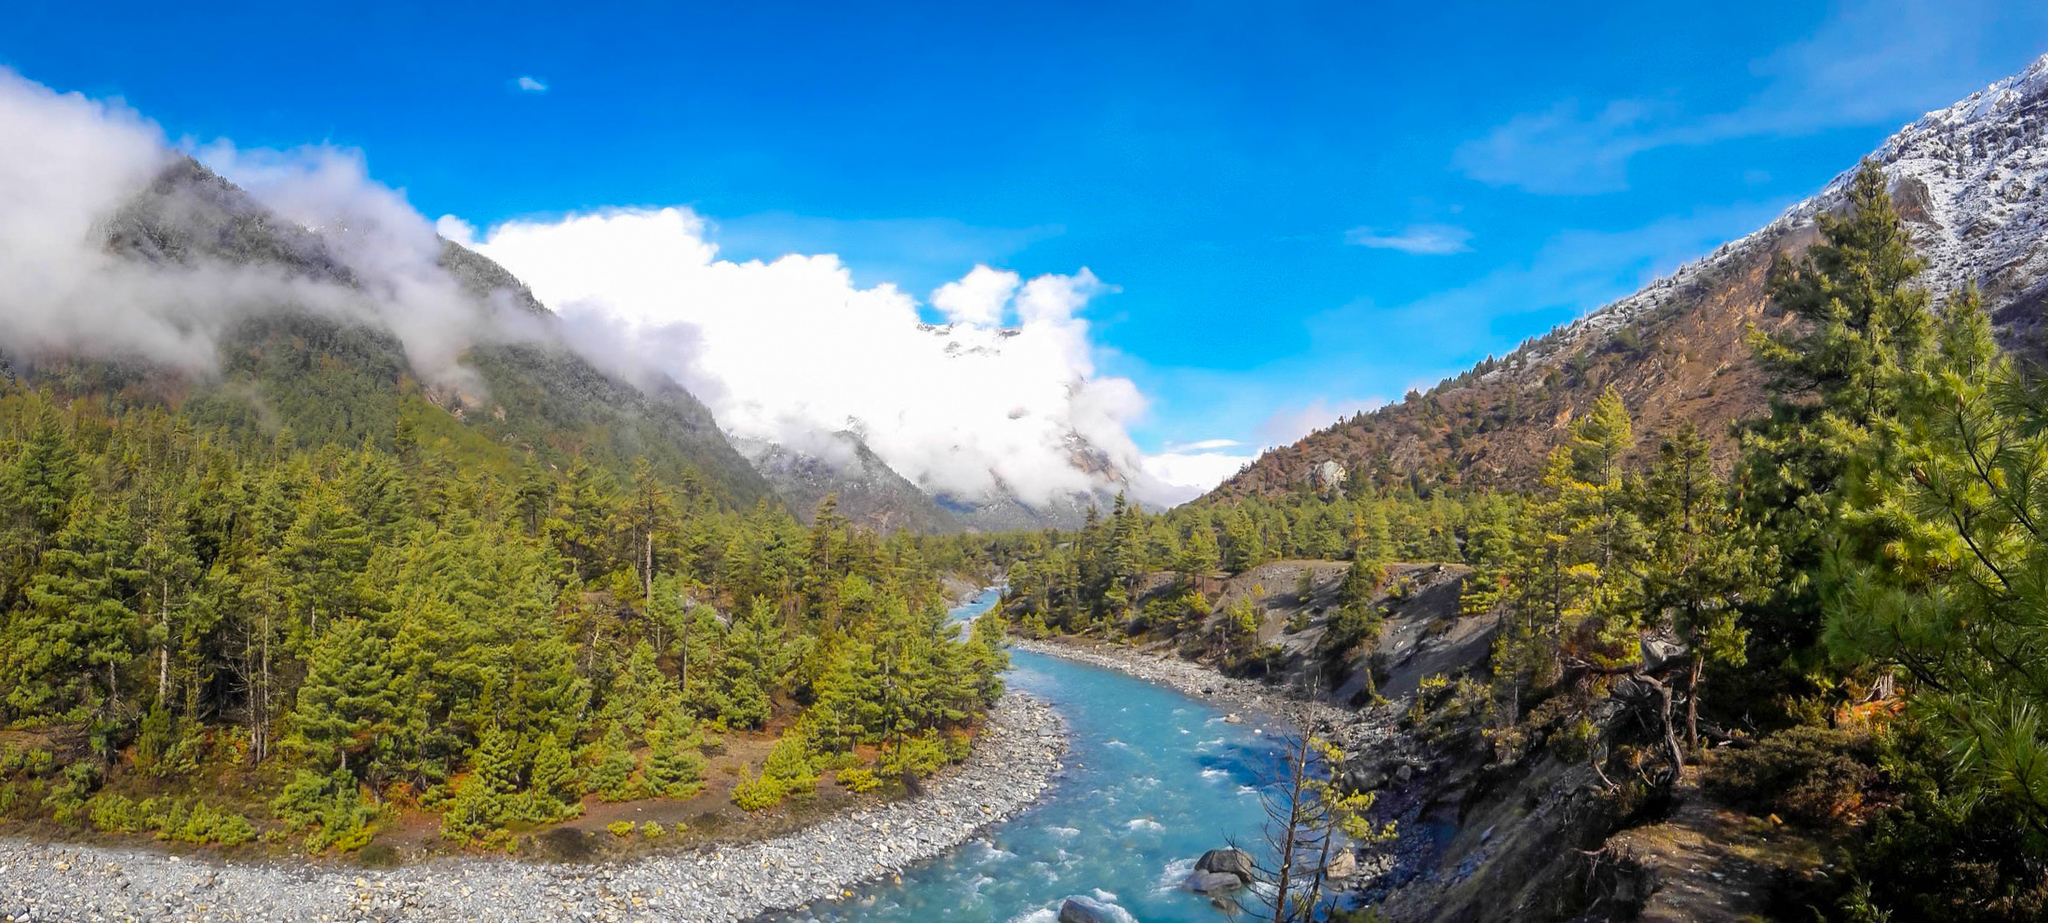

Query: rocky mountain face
left=935, top=485, right=1108, bottom=533
left=738, top=430, right=1122, bottom=533
left=1206, top=54, right=2048, bottom=501
left=735, top=432, right=960, bottom=534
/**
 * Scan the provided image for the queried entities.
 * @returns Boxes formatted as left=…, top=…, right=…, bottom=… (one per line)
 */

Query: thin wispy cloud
left=1455, top=0, right=2048, bottom=194
left=1259, top=397, right=1385, bottom=445
left=1313, top=201, right=1789, bottom=351
left=514, top=76, right=548, bottom=93
left=1346, top=223, right=1473, bottom=254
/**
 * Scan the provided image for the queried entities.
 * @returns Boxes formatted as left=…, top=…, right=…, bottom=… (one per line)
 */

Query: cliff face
left=736, top=432, right=961, bottom=534
left=1207, top=54, right=2048, bottom=501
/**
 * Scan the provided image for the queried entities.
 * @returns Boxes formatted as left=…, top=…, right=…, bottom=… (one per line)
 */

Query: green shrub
left=89, top=792, right=254, bottom=845
left=210, top=811, right=256, bottom=846
left=587, top=745, right=639, bottom=803
left=272, top=769, right=380, bottom=852
left=606, top=820, right=635, bottom=837
left=1703, top=725, right=1875, bottom=827
left=89, top=793, right=146, bottom=833
left=878, top=731, right=952, bottom=780
left=640, top=821, right=664, bottom=838
left=837, top=767, right=881, bottom=794
left=731, top=766, right=783, bottom=812
left=43, top=762, right=97, bottom=825
left=133, top=706, right=203, bottom=780
left=1553, top=715, right=1601, bottom=765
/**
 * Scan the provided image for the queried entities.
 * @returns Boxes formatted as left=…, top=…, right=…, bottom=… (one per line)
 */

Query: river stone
left=1184, top=870, right=1245, bottom=893
left=1058, top=895, right=1123, bottom=923
left=1195, top=848, right=1256, bottom=884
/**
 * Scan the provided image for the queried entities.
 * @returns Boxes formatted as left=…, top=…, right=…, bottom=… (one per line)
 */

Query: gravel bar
left=0, top=693, right=1066, bottom=923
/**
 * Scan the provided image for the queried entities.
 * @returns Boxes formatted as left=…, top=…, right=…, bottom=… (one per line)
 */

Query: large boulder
left=1341, top=763, right=1386, bottom=793
left=1323, top=849, right=1358, bottom=880
left=1641, top=638, right=1687, bottom=672
left=1183, top=870, right=1245, bottom=894
left=1058, top=896, right=1125, bottom=923
left=1195, top=848, right=1257, bottom=884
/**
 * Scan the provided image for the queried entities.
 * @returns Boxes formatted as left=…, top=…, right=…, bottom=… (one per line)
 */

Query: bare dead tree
left=1226, top=734, right=1395, bottom=923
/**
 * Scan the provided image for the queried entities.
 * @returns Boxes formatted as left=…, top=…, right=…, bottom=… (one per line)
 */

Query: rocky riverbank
left=0, top=694, right=1065, bottom=923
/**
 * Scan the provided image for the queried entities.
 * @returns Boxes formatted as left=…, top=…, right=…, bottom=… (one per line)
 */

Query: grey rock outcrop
left=1058, top=895, right=1125, bottom=923
left=1195, top=847, right=1257, bottom=884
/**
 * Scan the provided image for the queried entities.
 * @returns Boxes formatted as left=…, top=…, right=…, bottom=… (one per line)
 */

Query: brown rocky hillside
left=1207, top=54, right=2048, bottom=500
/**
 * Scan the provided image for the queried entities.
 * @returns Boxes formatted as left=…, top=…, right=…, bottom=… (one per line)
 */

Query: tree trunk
left=1643, top=674, right=1684, bottom=779
left=258, top=607, right=272, bottom=764
left=158, top=576, right=172, bottom=704
left=1686, top=654, right=1704, bottom=753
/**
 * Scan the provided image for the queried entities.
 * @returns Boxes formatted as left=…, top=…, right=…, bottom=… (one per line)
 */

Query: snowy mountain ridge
left=1485, top=51, right=2048, bottom=388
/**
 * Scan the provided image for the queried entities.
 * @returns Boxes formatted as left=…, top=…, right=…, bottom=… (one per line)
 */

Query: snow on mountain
left=1491, top=52, right=2048, bottom=388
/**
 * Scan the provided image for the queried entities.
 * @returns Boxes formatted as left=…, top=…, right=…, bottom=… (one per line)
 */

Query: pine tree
left=7, top=496, right=145, bottom=724
left=522, top=732, right=581, bottom=822
left=1826, top=287, right=2048, bottom=823
left=1741, top=161, right=1933, bottom=657
left=284, top=617, right=397, bottom=777
left=1636, top=424, right=1769, bottom=748
left=0, top=404, right=81, bottom=613
left=1176, top=520, right=1221, bottom=581
left=277, top=486, right=373, bottom=636
left=642, top=710, right=707, bottom=798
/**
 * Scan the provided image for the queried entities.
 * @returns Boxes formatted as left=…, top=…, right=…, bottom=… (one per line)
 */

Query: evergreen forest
left=0, top=383, right=1008, bottom=854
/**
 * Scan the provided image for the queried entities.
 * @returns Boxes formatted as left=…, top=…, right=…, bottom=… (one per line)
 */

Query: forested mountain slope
left=15, top=157, right=773, bottom=508
left=1208, top=53, right=2048, bottom=500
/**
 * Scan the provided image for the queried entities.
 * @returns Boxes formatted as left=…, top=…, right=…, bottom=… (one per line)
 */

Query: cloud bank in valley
left=444, top=208, right=1180, bottom=507
left=0, top=65, right=1236, bottom=508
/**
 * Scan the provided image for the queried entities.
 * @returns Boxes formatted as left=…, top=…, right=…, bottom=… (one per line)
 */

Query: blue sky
left=8, top=0, right=2048, bottom=489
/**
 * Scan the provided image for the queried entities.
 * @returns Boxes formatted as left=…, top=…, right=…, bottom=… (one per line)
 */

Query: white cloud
left=1346, top=223, right=1474, bottom=254
left=1455, top=0, right=2048, bottom=194
left=459, top=207, right=1165, bottom=507
left=515, top=76, right=548, bottom=93
left=931, top=264, right=1018, bottom=327
left=0, top=67, right=1171, bottom=510
left=1141, top=447, right=1258, bottom=505
left=436, top=214, right=478, bottom=244
left=1175, top=438, right=1242, bottom=452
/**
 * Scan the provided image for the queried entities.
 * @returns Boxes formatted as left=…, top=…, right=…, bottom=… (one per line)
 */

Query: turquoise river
left=762, top=588, right=1295, bottom=923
